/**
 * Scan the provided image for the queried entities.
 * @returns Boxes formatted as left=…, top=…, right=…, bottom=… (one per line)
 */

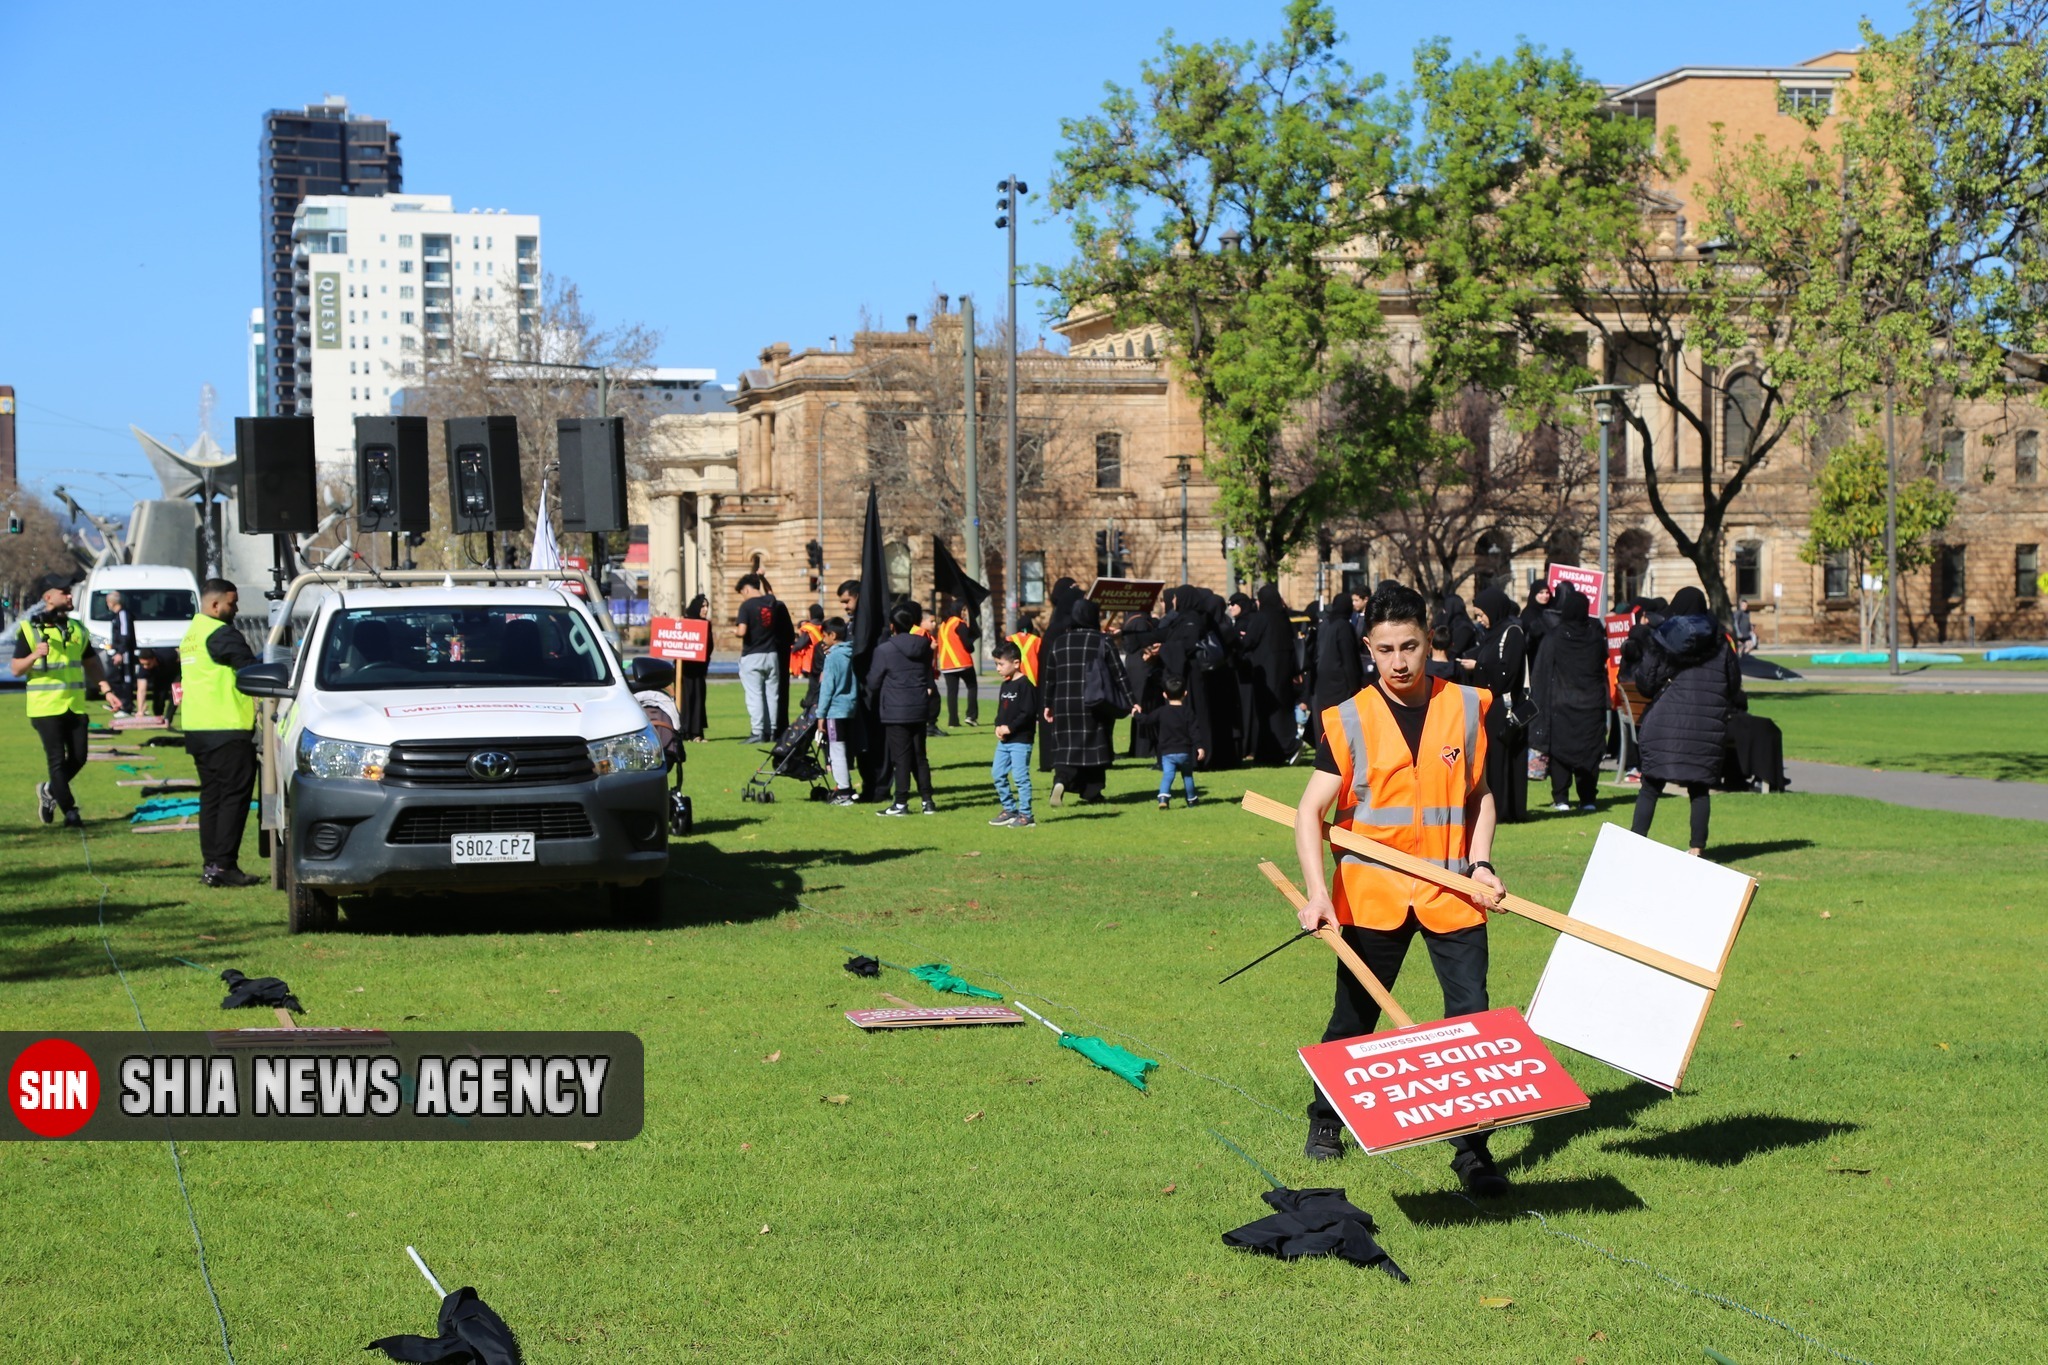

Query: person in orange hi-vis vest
left=1291, top=581, right=1513, bottom=1199
left=791, top=606, right=825, bottom=677
left=1007, top=616, right=1041, bottom=687
left=935, top=598, right=980, bottom=727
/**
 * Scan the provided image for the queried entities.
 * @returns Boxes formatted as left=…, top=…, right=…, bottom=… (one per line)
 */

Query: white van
left=82, top=564, right=201, bottom=654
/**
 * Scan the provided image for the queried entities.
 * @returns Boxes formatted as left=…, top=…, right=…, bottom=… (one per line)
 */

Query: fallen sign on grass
left=846, top=992, right=1024, bottom=1030
left=1523, top=824, right=1755, bottom=1090
left=1259, top=862, right=1588, bottom=1154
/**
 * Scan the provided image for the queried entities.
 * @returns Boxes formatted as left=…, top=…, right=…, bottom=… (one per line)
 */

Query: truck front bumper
left=289, top=770, right=668, bottom=893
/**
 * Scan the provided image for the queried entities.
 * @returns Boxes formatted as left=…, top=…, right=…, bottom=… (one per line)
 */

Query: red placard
left=1606, top=612, right=1633, bottom=664
left=1298, top=1007, right=1589, bottom=1154
left=648, top=617, right=710, bottom=663
left=1088, top=577, right=1165, bottom=616
left=1546, top=562, right=1606, bottom=609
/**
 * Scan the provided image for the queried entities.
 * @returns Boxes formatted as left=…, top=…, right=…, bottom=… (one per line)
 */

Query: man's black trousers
left=1306, top=916, right=1493, bottom=1157
left=30, top=713, right=90, bottom=813
left=944, top=669, right=978, bottom=726
left=188, top=735, right=256, bottom=870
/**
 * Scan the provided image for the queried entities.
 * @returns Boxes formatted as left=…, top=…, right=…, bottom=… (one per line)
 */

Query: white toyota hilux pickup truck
left=235, top=575, right=668, bottom=932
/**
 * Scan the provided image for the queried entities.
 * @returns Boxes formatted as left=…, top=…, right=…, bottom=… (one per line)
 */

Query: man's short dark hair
left=890, top=605, right=919, bottom=635
left=822, top=616, right=848, bottom=640
left=992, top=639, right=1020, bottom=663
left=202, top=578, right=238, bottom=598
left=836, top=579, right=861, bottom=598
left=1366, top=582, right=1428, bottom=631
left=736, top=573, right=765, bottom=593
left=808, top=602, right=824, bottom=621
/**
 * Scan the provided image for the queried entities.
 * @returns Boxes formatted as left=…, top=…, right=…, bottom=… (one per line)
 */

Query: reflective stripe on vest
left=19, top=619, right=88, bottom=717
left=177, top=616, right=256, bottom=733
left=1010, top=633, right=1041, bottom=686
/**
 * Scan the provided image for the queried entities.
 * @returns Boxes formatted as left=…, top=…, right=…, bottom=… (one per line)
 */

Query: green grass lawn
left=1749, top=688, right=2048, bottom=782
left=3, top=685, right=2045, bottom=1361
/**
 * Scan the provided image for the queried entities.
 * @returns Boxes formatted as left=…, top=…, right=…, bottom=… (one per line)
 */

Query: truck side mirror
left=235, top=661, right=295, bottom=699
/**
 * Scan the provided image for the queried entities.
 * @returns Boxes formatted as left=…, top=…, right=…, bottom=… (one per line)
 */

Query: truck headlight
left=588, top=725, right=662, bottom=775
left=297, top=729, right=391, bottom=781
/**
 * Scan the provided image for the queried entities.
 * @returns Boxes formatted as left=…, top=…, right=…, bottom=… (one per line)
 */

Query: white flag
left=528, top=478, right=561, bottom=573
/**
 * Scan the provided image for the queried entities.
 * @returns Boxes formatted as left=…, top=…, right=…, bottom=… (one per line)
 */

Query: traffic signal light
left=7, top=512, right=20, bottom=535
left=805, top=539, right=823, bottom=570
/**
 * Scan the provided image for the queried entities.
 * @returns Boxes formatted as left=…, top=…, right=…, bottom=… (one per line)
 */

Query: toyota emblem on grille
left=467, top=750, right=518, bottom=782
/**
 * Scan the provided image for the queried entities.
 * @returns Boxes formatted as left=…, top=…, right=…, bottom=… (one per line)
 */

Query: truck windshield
left=91, top=590, right=196, bottom=621
left=315, top=605, right=614, bottom=691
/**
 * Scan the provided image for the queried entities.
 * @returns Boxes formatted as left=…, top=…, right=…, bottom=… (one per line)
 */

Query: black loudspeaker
left=444, top=416, right=525, bottom=534
left=234, top=417, right=319, bottom=534
left=557, top=417, right=628, bottom=535
left=354, top=416, right=431, bottom=533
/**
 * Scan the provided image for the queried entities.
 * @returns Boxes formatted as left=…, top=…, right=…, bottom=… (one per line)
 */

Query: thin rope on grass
left=78, top=828, right=238, bottom=1365
left=684, top=867, right=1876, bottom=1364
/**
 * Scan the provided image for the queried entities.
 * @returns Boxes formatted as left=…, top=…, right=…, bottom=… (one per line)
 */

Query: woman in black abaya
left=1468, top=585, right=1530, bottom=823
left=678, top=594, right=711, bottom=741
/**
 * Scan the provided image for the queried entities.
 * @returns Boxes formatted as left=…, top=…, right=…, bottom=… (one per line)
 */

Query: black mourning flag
left=367, top=1287, right=525, bottom=1364
left=1223, top=1186, right=1410, bottom=1282
left=931, top=536, right=989, bottom=617
left=220, top=969, right=303, bottom=1014
left=849, top=485, right=890, bottom=675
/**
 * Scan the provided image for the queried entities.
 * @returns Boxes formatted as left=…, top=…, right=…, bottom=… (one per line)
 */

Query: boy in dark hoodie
left=865, top=605, right=938, bottom=815
left=1139, top=675, right=1204, bottom=808
left=989, top=640, right=1037, bottom=827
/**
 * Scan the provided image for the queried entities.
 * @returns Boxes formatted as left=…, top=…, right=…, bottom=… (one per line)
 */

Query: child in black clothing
left=989, top=640, right=1037, bottom=827
left=1138, top=675, right=1204, bottom=809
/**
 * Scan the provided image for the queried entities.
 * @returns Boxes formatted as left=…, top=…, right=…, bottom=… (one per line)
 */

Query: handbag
left=1083, top=639, right=1129, bottom=718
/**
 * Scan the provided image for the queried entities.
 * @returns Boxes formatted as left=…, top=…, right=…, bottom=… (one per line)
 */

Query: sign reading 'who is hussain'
left=1298, top=1008, right=1588, bottom=1154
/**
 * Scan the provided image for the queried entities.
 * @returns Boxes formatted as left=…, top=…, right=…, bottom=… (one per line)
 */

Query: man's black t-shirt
left=1314, top=683, right=1427, bottom=775
left=737, top=594, right=782, bottom=656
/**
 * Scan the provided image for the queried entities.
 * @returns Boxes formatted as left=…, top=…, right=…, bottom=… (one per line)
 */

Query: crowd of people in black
left=680, top=567, right=1772, bottom=853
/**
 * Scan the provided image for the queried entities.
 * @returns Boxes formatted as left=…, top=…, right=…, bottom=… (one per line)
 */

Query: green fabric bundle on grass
left=908, top=963, right=1004, bottom=1000
left=1057, top=1032, right=1159, bottom=1091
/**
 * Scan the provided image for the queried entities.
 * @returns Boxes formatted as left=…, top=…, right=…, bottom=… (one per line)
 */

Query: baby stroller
left=741, top=705, right=828, bottom=803
left=627, top=657, right=694, bottom=836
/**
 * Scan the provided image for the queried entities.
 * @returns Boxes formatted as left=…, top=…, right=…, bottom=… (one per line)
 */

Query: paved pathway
left=1785, top=759, right=2048, bottom=822
left=1759, top=669, right=2048, bottom=694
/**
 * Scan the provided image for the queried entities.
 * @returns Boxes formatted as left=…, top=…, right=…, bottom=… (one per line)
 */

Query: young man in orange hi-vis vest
left=935, top=598, right=980, bottom=727
left=1292, top=581, right=1513, bottom=1198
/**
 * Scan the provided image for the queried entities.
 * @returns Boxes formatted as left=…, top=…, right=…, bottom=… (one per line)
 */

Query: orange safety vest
left=1009, top=632, right=1040, bottom=686
left=1319, top=678, right=1492, bottom=933
left=936, top=617, right=972, bottom=672
left=791, top=620, right=824, bottom=676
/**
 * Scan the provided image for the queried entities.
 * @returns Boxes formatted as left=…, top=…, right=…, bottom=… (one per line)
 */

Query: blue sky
left=0, top=0, right=1908, bottom=516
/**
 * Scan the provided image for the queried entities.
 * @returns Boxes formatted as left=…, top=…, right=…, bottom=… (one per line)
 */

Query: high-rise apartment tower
left=257, top=97, right=400, bottom=417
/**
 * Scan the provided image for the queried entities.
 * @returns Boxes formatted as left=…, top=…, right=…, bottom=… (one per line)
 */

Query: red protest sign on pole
left=1298, top=1008, right=1589, bottom=1154
left=1606, top=612, right=1633, bottom=665
left=648, top=617, right=709, bottom=663
left=1547, top=562, right=1606, bottom=610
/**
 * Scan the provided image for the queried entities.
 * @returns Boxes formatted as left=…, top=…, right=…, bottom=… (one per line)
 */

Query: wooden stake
left=1241, top=790, right=1720, bottom=991
left=1256, top=861, right=1416, bottom=1028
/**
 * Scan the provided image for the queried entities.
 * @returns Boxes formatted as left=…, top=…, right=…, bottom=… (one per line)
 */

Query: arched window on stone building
left=1614, top=528, right=1652, bottom=607
left=1547, top=529, right=1583, bottom=574
left=1095, top=432, right=1123, bottom=489
left=884, top=539, right=913, bottom=599
left=1723, top=371, right=1765, bottom=465
left=1474, top=529, right=1511, bottom=593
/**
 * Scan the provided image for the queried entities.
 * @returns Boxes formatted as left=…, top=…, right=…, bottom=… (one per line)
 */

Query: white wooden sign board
left=1524, top=824, right=1756, bottom=1091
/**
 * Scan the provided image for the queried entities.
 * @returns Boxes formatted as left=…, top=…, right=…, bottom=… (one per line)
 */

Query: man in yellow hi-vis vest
left=1292, top=581, right=1512, bottom=1198
left=179, top=578, right=261, bottom=888
left=12, top=584, right=123, bottom=827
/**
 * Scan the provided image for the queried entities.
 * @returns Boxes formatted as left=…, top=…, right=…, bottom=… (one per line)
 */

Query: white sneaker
left=1550, top=801, right=1574, bottom=812
left=1050, top=781, right=1065, bottom=808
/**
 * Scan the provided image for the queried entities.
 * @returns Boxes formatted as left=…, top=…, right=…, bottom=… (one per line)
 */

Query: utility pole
left=1884, top=379, right=1900, bottom=675
left=961, top=295, right=981, bottom=581
left=997, top=176, right=1027, bottom=636
left=816, top=400, right=839, bottom=611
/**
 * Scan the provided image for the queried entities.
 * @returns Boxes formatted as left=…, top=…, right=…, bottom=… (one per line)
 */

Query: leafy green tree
left=1798, top=437, right=1956, bottom=647
left=1041, top=0, right=1400, bottom=578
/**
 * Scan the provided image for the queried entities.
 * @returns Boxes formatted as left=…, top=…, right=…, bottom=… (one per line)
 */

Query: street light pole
left=997, top=176, right=1027, bottom=635
left=961, top=295, right=981, bottom=582
left=1575, top=385, right=1630, bottom=610
left=1884, top=379, right=1900, bottom=675
left=1174, top=454, right=1191, bottom=585
left=816, top=400, right=839, bottom=612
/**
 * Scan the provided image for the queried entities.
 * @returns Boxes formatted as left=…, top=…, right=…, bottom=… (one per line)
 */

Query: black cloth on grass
left=366, top=1286, right=525, bottom=1364
left=220, top=968, right=302, bottom=1013
left=1222, top=1186, right=1410, bottom=1282
left=843, top=955, right=881, bottom=977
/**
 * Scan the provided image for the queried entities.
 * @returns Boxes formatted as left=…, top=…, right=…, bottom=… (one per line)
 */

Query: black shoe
left=62, top=809, right=83, bottom=829
left=202, top=866, right=263, bottom=889
left=920, top=801, right=937, bottom=815
left=1452, top=1148, right=1510, bottom=1198
left=36, top=782, right=54, bottom=825
left=1304, top=1118, right=1346, bottom=1161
